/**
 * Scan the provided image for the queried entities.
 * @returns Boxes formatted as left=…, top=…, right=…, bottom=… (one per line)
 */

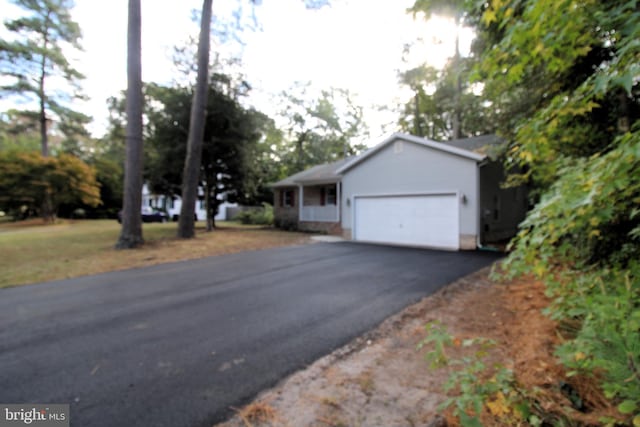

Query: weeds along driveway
left=0, top=242, right=501, bottom=427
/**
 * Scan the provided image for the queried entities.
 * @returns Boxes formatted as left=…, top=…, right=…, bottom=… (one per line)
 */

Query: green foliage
left=408, top=0, right=467, bottom=21
left=0, top=0, right=90, bottom=154
left=397, top=60, right=496, bottom=140
left=418, top=321, right=525, bottom=426
left=68, top=156, right=122, bottom=219
left=417, top=320, right=452, bottom=368
left=0, top=151, right=101, bottom=218
left=0, top=111, right=41, bottom=153
left=407, top=0, right=640, bottom=422
left=278, top=83, right=368, bottom=174
left=475, top=0, right=640, bottom=192
left=471, top=0, right=640, bottom=422
left=106, top=74, right=273, bottom=223
left=234, top=203, right=274, bottom=226
left=506, top=131, right=640, bottom=271
left=535, top=265, right=640, bottom=423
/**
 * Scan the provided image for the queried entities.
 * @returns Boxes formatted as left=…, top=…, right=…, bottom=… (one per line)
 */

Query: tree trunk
left=413, top=91, right=422, bottom=137
left=295, top=131, right=308, bottom=172
left=617, top=90, right=630, bottom=133
left=39, top=11, right=53, bottom=222
left=39, top=63, right=53, bottom=222
left=39, top=9, right=51, bottom=157
left=451, top=17, right=462, bottom=140
left=211, top=187, right=218, bottom=230
left=39, top=68, right=48, bottom=157
left=205, top=175, right=214, bottom=232
left=116, top=0, right=144, bottom=249
left=178, top=0, right=213, bottom=239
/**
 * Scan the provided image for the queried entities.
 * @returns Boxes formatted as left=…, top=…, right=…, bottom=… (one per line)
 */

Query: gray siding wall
left=340, top=139, right=480, bottom=239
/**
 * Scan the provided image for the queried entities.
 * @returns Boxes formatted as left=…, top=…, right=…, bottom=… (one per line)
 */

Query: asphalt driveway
left=0, top=242, right=501, bottom=427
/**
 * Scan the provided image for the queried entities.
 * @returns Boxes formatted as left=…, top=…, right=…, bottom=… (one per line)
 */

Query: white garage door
left=353, top=194, right=459, bottom=250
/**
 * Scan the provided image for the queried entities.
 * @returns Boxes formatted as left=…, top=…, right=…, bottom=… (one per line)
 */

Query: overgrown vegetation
left=413, top=0, right=640, bottom=424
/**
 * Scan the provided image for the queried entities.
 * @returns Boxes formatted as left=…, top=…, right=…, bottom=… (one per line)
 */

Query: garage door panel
left=354, top=195, right=459, bottom=250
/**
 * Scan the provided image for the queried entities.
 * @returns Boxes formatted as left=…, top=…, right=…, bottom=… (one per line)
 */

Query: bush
left=234, top=203, right=274, bottom=225
left=502, top=132, right=640, bottom=423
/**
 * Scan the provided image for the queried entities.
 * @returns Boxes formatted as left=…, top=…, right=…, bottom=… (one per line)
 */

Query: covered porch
left=299, top=182, right=340, bottom=223
left=271, top=157, right=350, bottom=233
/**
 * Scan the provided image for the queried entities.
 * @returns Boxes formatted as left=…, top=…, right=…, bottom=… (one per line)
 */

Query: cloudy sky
left=1, top=0, right=470, bottom=141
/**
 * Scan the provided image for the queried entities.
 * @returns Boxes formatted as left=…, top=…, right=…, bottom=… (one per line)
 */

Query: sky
left=0, top=0, right=472, bottom=143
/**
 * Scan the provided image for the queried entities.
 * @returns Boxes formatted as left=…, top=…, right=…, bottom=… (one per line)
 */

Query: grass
left=0, top=219, right=310, bottom=288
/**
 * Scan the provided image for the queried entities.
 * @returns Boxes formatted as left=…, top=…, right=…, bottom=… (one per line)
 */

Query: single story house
left=271, top=133, right=527, bottom=250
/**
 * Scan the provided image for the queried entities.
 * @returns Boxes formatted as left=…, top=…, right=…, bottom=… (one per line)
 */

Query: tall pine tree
left=0, top=0, right=89, bottom=157
left=178, top=0, right=213, bottom=239
left=115, top=0, right=144, bottom=249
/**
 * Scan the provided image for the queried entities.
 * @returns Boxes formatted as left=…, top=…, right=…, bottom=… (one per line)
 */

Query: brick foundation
left=298, top=221, right=342, bottom=235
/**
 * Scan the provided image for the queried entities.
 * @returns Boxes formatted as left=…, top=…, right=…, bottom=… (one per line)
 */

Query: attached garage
left=353, top=193, right=459, bottom=250
left=337, top=134, right=486, bottom=251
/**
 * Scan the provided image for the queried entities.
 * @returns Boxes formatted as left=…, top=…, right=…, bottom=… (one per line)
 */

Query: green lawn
left=0, top=219, right=309, bottom=288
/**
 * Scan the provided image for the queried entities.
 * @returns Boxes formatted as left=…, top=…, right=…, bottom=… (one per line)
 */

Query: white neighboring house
left=142, top=184, right=238, bottom=221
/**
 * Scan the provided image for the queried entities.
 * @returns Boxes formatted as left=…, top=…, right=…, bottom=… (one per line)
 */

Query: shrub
left=502, top=132, right=640, bottom=424
left=234, top=203, right=274, bottom=225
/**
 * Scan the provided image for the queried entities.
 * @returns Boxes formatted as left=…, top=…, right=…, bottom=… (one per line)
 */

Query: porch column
left=336, top=182, right=341, bottom=222
left=298, top=184, right=304, bottom=222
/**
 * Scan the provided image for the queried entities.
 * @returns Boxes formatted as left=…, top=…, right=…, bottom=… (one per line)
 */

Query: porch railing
left=300, top=205, right=338, bottom=222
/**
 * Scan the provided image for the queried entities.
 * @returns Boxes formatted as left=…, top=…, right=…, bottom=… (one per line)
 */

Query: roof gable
left=335, top=133, right=486, bottom=174
left=442, top=134, right=505, bottom=158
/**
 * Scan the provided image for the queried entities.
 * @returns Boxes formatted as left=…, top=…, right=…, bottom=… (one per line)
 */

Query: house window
left=281, top=189, right=295, bottom=207
left=325, top=186, right=337, bottom=205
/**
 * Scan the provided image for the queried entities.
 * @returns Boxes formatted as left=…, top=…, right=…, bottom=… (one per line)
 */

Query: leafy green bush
left=502, top=131, right=640, bottom=424
left=234, top=203, right=274, bottom=225
left=404, top=0, right=640, bottom=423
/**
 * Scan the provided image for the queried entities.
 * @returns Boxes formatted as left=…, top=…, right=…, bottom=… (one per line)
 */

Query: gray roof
left=271, top=157, right=351, bottom=188
left=442, top=134, right=505, bottom=157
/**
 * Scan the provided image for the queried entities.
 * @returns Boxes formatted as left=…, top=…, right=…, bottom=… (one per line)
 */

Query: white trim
left=351, top=191, right=460, bottom=250
left=298, top=185, right=304, bottom=221
left=351, top=190, right=459, bottom=200
left=476, top=165, right=482, bottom=246
left=336, top=182, right=341, bottom=222
left=336, top=133, right=485, bottom=174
